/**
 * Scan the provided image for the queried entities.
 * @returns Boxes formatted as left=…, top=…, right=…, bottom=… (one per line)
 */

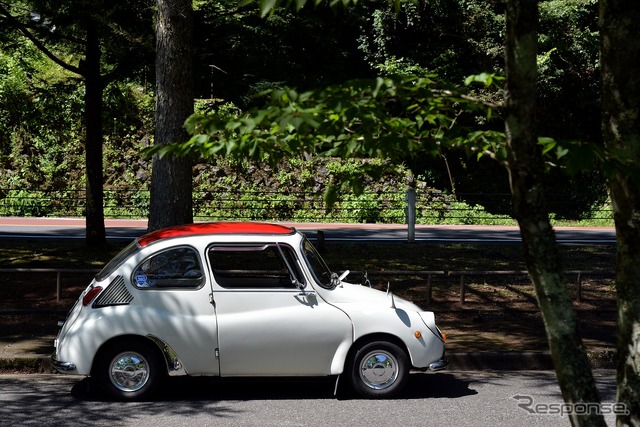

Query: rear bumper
left=429, top=358, right=448, bottom=371
left=51, top=353, right=76, bottom=373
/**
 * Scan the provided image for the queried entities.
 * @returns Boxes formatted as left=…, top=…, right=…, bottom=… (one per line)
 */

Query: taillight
left=82, top=286, right=103, bottom=306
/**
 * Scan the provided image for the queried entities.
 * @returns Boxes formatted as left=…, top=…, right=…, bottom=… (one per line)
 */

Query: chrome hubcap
left=359, top=350, right=398, bottom=390
left=109, top=351, right=150, bottom=392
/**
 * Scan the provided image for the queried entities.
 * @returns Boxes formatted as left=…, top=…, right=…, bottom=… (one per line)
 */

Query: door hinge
left=215, top=348, right=220, bottom=359
left=209, top=293, right=215, bottom=307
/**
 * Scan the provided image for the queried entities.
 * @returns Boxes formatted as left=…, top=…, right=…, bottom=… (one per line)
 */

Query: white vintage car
left=52, top=222, right=447, bottom=400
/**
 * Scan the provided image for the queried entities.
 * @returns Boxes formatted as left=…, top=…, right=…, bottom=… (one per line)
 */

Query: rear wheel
left=93, top=338, right=164, bottom=401
left=349, top=340, right=409, bottom=398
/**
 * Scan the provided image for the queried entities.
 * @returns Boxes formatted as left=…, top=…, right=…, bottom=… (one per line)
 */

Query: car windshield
left=95, top=239, right=140, bottom=282
left=302, top=237, right=336, bottom=289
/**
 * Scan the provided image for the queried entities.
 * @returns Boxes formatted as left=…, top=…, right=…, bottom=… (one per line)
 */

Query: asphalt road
left=0, top=371, right=619, bottom=426
left=0, top=217, right=617, bottom=244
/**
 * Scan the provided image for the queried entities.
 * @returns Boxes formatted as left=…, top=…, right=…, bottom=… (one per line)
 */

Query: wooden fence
left=0, top=268, right=615, bottom=304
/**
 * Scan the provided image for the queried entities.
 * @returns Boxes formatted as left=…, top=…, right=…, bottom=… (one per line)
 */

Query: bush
left=0, top=189, right=53, bottom=217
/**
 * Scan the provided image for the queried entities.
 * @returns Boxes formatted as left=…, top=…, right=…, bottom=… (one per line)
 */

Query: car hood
left=321, top=282, right=424, bottom=312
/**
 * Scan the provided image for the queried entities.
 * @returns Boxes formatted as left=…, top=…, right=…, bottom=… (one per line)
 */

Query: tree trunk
left=148, top=0, right=194, bottom=231
left=504, top=1, right=605, bottom=425
left=84, top=24, right=106, bottom=246
left=600, top=1, right=640, bottom=425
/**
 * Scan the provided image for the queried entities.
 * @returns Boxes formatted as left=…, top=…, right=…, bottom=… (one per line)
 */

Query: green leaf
left=464, top=72, right=504, bottom=87
left=538, top=136, right=557, bottom=155
left=555, top=146, right=569, bottom=159
left=350, top=177, right=364, bottom=196
left=259, top=0, right=279, bottom=17
left=323, top=185, right=338, bottom=207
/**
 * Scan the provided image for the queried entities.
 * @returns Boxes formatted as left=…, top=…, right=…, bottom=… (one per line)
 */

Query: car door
left=208, top=243, right=353, bottom=377
left=130, top=245, right=220, bottom=375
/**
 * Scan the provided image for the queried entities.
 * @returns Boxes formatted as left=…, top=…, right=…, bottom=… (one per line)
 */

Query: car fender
left=331, top=304, right=445, bottom=369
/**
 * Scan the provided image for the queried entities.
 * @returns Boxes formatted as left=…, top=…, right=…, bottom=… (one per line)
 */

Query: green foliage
left=194, top=2, right=370, bottom=107
left=0, top=52, right=27, bottom=155
left=355, top=0, right=505, bottom=81
left=335, top=193, right=384, bottom=223
left=0, top=37, right=155, bottom=196
left=102, top=81, right=155, bottom=191
left=537, top=0, right=600, bottom=143
left=155, top=65, right=612, bottom=219
left=151, top=76, right=500, bottom=166
left=103, top=189, right=150, bottom=218
left=189, top=156, right=415, bottom=223
left=0, top=0, right=156, bottom=202
left=1, top=0, right=610, bottom=224
left=374, top=57, right=428, bottom=79
left=0, top=42, right=85, bottom=189
left=254, top=0, right=346, bottom=17
left=464, top=72, right=505, bottom=88
left=417, top=198, right=513, bottom=226
left=0, top=189, right=52, bottom=216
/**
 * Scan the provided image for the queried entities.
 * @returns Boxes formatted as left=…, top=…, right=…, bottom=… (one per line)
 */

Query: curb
left=0, top=356, right=53, bottom=373
left=0, top=350, right=617, bottom=374
left=447, top=351, right=554, bottom=371
left=448, top=349, right=616, bottom=371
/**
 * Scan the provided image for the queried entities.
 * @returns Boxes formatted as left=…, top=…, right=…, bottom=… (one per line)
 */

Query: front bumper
left=51, top=352, right=76, bottom=373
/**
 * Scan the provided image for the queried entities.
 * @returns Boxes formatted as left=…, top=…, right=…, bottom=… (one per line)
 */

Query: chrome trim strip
left=146, top=335, right=188, bottom=376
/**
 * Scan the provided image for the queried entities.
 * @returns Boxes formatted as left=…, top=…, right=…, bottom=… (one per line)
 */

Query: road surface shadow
left=71, top=372, right=477, bottom=402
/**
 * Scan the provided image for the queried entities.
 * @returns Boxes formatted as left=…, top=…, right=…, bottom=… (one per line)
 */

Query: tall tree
left=600, top=1, right=640, bottom=424
left=148, top=0, right=193, bottom=231
left=503, top=1, right=604, bottom=425
left=0, top=0, right=153, bottom=245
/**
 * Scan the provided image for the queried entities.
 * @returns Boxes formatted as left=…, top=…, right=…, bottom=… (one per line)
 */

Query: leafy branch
left=146, top=75, right=504, bottom=162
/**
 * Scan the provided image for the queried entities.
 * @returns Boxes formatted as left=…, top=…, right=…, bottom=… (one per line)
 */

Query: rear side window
left=209, top=244, right=304, bottom=289
left=132, top=246, right=204, bottom=289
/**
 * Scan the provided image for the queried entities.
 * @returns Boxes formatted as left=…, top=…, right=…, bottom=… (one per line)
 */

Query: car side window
left=208, top=244, right=304, bottom=289
left=132, top=246, right=204, bottom=289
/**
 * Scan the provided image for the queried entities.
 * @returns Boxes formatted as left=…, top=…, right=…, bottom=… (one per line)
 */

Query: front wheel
left=92, top=338, right=164, bottom=401
left=349, top=341, right=409, bottom=398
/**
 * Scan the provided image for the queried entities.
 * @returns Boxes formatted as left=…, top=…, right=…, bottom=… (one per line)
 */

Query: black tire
left=349, top=340, right=409, bottom=398
left=92, top=338, right=164, bottom=401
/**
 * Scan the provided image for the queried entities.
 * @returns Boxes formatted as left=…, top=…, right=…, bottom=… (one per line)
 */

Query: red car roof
left=137, top=222, right=296, bottom=247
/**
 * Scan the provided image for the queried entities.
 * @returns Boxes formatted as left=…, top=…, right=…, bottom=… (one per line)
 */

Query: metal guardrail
left=364, top=269, right=616, bottom=304
left=0, top=188, right=614, bottom=225
left=0, top=268, right=614, bottom=305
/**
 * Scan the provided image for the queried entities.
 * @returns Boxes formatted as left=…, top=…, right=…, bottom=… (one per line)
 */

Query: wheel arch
left=343, top=332, right=410, bottom=371
left=90, top=334, right=171, bottom=377
left=344, top=333, right=411, bottom=398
